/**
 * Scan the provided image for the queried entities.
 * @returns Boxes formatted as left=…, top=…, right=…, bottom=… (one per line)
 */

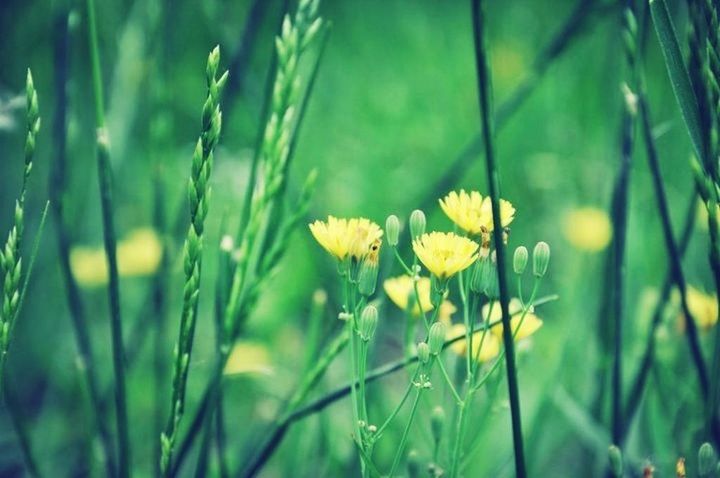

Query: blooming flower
left=563, top=207, right=612, bottom=252
left=309, top=216, right=383, bottom=261
left=683, top=286, right=718, bottom=331
left=70, top=228, right=163, bottom=287
left=412, top=232, right=479, bottom=279
left=484, top=299, right=543, bottom=340
left=447, top=324, right=501, bottom=363
left=383, top=275, right=434, bottom=315
left=439, top=189, right=515, bottom=235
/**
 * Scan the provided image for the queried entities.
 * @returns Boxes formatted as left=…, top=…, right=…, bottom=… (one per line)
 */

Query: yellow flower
left=563, top=207, right=612, bottom=252
left=438, top=300, right=457, bottom=324
left=308, top=216, right=383, bottom=261
left=383, top=276, right=434, bottom=315
left=223, top=341, right=273, bottom=376
left=412, top=232, right=479, bottom=279
left=484, top=299, right=543, bottom=340
left=684, top=286, right=718, bottom=331
left=439, top=190, right=515, bottom=235
left=70, top=228, right=163, bottom=288
left=447, top=324, right=501, bottom=363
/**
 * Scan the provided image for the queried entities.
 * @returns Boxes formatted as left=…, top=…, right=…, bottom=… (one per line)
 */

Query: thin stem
left=388, top=387, right=423, bottom=477
left=437, top=356, right=463, bottom=405
left=622, top=190, right=696, bottom=439
left=86, top=0, right=130, bottom=474
left=374, top=367, right=420, bottom=438
left=470, top=0, right=526, bottom=476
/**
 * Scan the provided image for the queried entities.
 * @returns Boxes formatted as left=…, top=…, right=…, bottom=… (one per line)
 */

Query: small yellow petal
left=412, top=232, right=479, bottom=279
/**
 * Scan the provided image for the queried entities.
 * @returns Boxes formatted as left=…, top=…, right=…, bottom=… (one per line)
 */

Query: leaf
left=649, top=0, right=707, bottom=164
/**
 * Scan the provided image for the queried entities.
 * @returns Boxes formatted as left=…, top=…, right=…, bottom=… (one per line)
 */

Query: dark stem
left=470, top=0, right=527, bottom=476
left=51, top=5, right=116, bottom=476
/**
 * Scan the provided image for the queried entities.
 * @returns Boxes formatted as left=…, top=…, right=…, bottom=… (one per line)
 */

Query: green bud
left=358, top=257, right=379, bottom=297
left=359, top=305, right=378, bottom=341
left=513, top=246, right=528, bottom=275
left=699, top=442, right=717, bottom=477
left=532, top=241, right=550, bottom=278
left=409, top=209, right=426, bottom=239
left=407, top=449, right=421, bottom=478
left=386, top=215, right=400, bottom=246
left=430, top=406, right=444, bottom=444
left=417, top=342, right=430, bottom=364
left=608, top=445, right=623, bottom=477
left=428, top=322, right=445, bottom=355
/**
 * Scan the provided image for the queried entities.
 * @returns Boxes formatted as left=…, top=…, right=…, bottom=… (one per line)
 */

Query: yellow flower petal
left=684, top=286, right=718, bottom=331
left=383, top=276, right=434, bottom=315
left=309, top=216, right=383, bottom=261
left=223, top=341, right=273, bottom=376
left=439, top=190, right=515, bottom=234
left=447, top=324, right=500, bottom=363
left=563, top=207, right=612, bottom=252
left=412, top=232, right=479, bottom=279
left=70, top=227, right=163, bottom=288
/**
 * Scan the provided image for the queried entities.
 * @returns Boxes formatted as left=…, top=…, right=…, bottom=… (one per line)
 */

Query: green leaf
left=649, top=0, right=706, bottom=164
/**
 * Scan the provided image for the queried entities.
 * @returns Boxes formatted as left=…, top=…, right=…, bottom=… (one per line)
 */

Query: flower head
left=448, top=324, right=501, bottom=363
left=484, top=299, right=543, bottom=340
left=309, top=216, right=383, bottom=261
left=683, top=286, right=718, bottom=331
left=439, top=190, right=515, bottom=235
left=383, top=275, right=434, bottom=315
left=563, top=207, right=612, bottom=252
left=412, top=232, right=479, bottom=279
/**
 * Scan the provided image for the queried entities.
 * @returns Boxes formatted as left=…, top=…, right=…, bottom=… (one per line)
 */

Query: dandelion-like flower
left=447, top=324, right=501, bottom=363
left=309, top=216, right=383, bottom=261
left=683, top=286, right=718, bottom=331
left=563, top=207, right=612, bottom=252
left=383, top=275, right=434, bottom=315
left=439, top=189, right=515, bottom=235
left=412, top=232, right=479, bottom=279
left=485, top=298, right=543, bottom=340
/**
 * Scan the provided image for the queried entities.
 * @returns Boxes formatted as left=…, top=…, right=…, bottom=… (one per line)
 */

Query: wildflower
left=412, top=232, right=479, bottom=280
left=563, top=207, right=612, bottom=252
left=438, top=300, right=457, bottom=324
left=223, top=341, right=272, bottom=376
left=308, top=216, right=383, bottom=261
left=70, top=228, right=163, bottom=287
left=682, top=286, right=718, bottom=331
left=439, top=190, right=515, bottom=235
left=447, top=324, right=500, bottom=362
left=484, top=299, right=543, bottom=340
left=383, top=275, right=434, bottom=315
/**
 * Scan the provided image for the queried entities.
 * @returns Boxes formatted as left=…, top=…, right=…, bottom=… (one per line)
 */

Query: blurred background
left=0, top=0, right=715, bottom=476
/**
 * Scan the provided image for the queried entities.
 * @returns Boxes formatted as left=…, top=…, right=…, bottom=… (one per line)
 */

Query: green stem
left=86, top=0, right=130, bottom=474
left=470, top=0, right=526, bottom=475
left=388, top=387, right=423, bottom=477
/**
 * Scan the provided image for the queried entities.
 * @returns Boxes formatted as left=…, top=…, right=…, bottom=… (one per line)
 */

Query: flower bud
left=513, top=246, right=528, bottom=275
left=608, top=445, right=623, bottom=477
left=409, top=209, right=426, bottom=239
left=532, top=241, right=550, bottom=278
left=358, top=257, right=379, bottom=297
left=407, top=449, right=421, bottom=478
left=359, top=305, right=378, bottom=342
left=386, top=215, right=400, bottom=247
left=431, top=406, right=444, bottom=444
left=428, top=322, right=446, bottom=355
left=699, top=442, right=717, bottom=477
left=417, top=342, right=430, bottom=363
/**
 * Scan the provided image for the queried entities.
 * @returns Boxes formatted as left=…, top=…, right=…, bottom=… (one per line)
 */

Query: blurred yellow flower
left=412, top=232, right=479, bottom=279
left=309, top=216, right=383, bottom=261
left=439, top=190, right=515, bottom=234
left=491, top=43, right=527, bottom=87
left=223, top=341, right=273, bottom=376
left=438, top=300, right=457, bottom=324
left=563, top=207, right=612, bottom=252
left=484, top=299, right=543, bottom=340
left=383, top=275, right=434, bottom=315
left=447, top=324, right=501, bottom=363
left=70, top=228, right=163, bottom=287
left=684, top=286, right=718, bottom=331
